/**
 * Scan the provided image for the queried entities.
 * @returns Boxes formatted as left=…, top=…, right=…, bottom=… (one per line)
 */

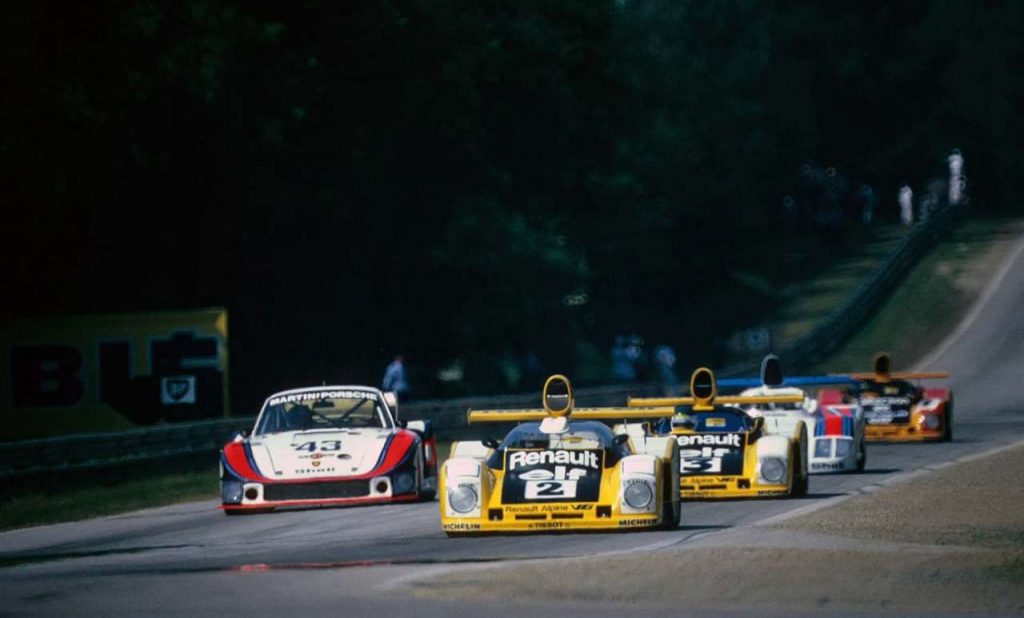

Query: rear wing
left=628, top=367, right=804, bottom=412
left=467, top=407, right=676, bottom=424
left=466, top=374, right=678, bottom=425
left=716, top=376, right=860, bottom=389
left=715, top=354, right=860, bottom=390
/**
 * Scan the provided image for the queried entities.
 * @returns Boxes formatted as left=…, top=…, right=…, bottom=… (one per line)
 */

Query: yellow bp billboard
left=0, top=308, right=229, bottom=441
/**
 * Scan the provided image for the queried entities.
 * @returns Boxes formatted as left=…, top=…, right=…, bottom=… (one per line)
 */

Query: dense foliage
left=3, top=1, right=1021, bottom=409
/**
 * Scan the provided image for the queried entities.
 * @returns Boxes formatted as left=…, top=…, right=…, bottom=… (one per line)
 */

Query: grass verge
left=0, top=464, right=218, bottom=532
left=0, top=442, right=455, bottom=532
left=810, top=214, right=1024, bottom=371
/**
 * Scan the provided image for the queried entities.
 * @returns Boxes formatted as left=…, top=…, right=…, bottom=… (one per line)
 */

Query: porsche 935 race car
left=717, top=355, right=866, bottom=474
left=832, top=352, right=953, bottom=442
left=220, top=386, right=438, bottom=514
left=440, top=375, right=681, bottom=536
left=625, top=366, right=810, bottom=499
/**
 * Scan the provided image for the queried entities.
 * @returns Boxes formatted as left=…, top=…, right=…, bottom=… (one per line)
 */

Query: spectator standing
left=610, top=336, right=635, bottom=382
left=948, top=149, right=964, bottom=206
left=898, top=184, right=914, bottom=225
left=653, top=345, right=680, bottom=396
left=859, top=184, right=877, bottom=224
left=382, top=354, right=410, bottom=402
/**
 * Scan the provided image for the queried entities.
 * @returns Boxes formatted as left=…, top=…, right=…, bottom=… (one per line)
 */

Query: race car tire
left=790, top=446, right=809, bottom=498
left=942, top=397, right=954, bottom=442
left=660, top=448, right=680, bottom=529
left=418, top=456, right=438, bottom=501
left=856, top=440, right=867, bottom=473
left=660, top=466, right=681, bottom=529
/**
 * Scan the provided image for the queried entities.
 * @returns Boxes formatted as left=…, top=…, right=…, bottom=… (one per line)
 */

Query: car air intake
left=263, top=481, right=369, bottom=501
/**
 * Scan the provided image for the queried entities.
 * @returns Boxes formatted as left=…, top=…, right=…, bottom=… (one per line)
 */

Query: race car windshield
left=487, top=421, right=625, bottom=469
left=743, top=401, right=805, bottom=412
left=254, top=390, right=392, bottom=435
left=856, top=380, right=918, bottom=398
left=500, top=421, right=618, bottom=450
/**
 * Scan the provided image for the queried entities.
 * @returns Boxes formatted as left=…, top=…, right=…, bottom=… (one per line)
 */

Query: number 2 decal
left=525, top=480, right=578, bottom=499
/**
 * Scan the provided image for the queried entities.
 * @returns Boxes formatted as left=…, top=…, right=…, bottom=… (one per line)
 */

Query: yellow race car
left=625, top=367, right=809, bottom=499
left=440, top=375, right=681, bottom=536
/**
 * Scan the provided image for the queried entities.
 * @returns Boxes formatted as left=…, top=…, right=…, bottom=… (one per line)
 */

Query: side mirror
left=613, top=434, right=630, bottom=447
left=751, top=416, right=764, bottom=435
left=481, top=437, right=501, bottom=450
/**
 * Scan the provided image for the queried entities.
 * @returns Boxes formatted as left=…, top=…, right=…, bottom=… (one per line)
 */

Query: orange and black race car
left=826, top=352, right=953, bottom=442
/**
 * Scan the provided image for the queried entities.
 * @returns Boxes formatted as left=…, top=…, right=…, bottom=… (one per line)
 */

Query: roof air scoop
left=761, top=354, right=784, bottom=387
left=542, top=374, right=574, bottom=417
left=873, top=352, right=892, bottom=380
left=690, top=367, right=717, bottom=410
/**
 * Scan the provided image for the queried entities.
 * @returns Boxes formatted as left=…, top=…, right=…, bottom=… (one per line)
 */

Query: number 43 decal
left=294, top=440, right=341, bottom=452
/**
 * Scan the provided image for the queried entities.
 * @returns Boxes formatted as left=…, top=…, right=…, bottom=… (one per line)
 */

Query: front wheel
left=790, top=445, right=809, bottom=497
left=856, top=439, right=867, bottom=472
left=942, top=399, right=954, bottom=442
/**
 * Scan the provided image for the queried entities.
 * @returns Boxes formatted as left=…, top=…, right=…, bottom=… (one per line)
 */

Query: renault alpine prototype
left=625, top=367, right=810, bottom=499
left=717, top=355, right=866, bottom=474
left=220, top=386, right=437, bottom=513
left=440, top=375, right=680, bottom=536
left=834, top=353, right=953, bottom=442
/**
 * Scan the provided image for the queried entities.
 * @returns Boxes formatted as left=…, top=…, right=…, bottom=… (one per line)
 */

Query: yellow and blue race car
left=440, top=375, right=681, bottom=536
left=625, top=367, right=809, bottom=499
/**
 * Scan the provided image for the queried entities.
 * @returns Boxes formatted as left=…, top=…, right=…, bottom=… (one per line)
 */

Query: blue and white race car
left=718, top=356, right=866, bottom=474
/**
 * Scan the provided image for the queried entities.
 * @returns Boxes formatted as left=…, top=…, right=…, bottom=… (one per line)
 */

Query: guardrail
left=0, top=418, right=247, bottom=480
left=775, top=201, right=963, bottom=368
left=0, top=202, right=963, bottom=480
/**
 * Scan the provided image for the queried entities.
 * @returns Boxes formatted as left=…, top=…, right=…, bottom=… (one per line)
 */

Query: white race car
left=719, top=356, right=866, bottom=474
left=220, top=386, right=438, bottom=513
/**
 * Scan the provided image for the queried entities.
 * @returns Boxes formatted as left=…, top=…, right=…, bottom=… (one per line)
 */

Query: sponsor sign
left=677, top=433, right=745, bottom=475
left=502, top=449, right=603, bottom=503
left=268, top=390, right=376, bottom=406
left=0, top=308, right=229, bottom=440
left=863, top=398, right=911, bottom=425
left=443, top=522, right=481, bottom=531
left=161, top=375, right=196, bottom=405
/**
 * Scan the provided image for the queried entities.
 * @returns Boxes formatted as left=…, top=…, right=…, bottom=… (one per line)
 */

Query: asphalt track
left=2, top=237, right=1023, bottom=617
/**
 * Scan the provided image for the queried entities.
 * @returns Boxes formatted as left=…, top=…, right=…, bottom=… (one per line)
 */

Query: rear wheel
left=856, top=439, right=867, bottom=472
left=418, top=451, right=438, bottom=501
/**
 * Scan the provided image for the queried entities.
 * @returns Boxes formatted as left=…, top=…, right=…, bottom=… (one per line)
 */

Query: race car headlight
left=393, top=472, right=415, bottom=495
left=221, top=480, right=243, bottom=504
left=760, top=457, right=786, bottom=484
left=448, top=485, right=478, bottom=514
left=623, top=481, right=654, bottom=509
left=919, top=415, right=941, bottom=430
left=814, top=439, right=832, bottom=459
left=835, top=439, right=852, bottom=458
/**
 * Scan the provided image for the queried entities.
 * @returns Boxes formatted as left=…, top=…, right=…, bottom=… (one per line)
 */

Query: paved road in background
left=2, top=239, right=1023, bottom=617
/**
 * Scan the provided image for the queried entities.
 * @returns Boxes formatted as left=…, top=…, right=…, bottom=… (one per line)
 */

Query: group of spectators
left=609, top=335, right=681, bottom=396
left=784, top=150, right=966, bottom=238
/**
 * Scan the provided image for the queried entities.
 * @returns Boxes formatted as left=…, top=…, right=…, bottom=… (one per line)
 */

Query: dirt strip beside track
left=411, top=442, right=1024, bottom=614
